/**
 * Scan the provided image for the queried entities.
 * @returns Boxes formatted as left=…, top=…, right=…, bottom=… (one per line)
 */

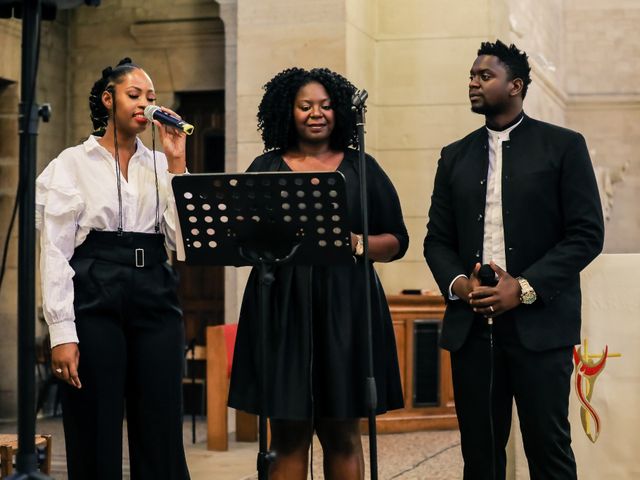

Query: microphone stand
left=352, top=89, right=379, bottom=480
left=4, top=2, right=99, bottom=476
left=184, top=338, right=197, bottom=444
left=8, top=0, right=52, bottom=478
left=238, top=246, right=301, bottom=480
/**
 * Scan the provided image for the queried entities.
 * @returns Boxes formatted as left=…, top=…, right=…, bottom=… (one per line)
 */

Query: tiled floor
left=0, top=416, right=463, bottom=479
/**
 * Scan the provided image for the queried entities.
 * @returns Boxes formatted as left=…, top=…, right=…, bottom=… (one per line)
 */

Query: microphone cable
left=487, top=315, right=496, bottom=480
left=478, top=264, right=497, bottom=480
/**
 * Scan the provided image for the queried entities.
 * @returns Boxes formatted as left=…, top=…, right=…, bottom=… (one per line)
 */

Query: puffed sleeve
left=36, top=158, right=84, bottom=347
left=366, top=154, right=409, bottom=261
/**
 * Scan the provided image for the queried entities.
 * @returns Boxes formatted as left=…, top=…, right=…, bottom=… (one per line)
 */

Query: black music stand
left=172, top=171, right=354, bottom=479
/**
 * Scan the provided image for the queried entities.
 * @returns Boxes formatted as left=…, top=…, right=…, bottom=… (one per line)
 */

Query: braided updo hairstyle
left=89, top=57, right=141, bottom=136
left=257, top=67, right=359, bottom=152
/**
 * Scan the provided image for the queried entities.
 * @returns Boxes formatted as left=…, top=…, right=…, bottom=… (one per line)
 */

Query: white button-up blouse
left=35, top=135, right=181, bottom=347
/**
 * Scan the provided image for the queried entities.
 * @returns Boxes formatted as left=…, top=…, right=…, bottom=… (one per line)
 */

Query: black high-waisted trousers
left=61, top=231, right=190, bottom=480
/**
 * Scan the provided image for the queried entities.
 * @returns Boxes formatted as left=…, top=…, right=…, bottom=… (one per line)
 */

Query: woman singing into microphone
left=229, top=67, right=408, bottom=479
left=36, top=58, right=190, bottom=479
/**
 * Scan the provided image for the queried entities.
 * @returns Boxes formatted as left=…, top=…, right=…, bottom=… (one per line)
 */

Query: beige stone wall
left=565, top=0, right=640, bottom=96
left=345, top=0, right=377, bottom=156
left=564, top=0, right=640, bottom=253
left=235, top=0, right=346, bottom=172
left=506, top=0, right=566, bottom=125
left=566, top=101, right=640, bottom=253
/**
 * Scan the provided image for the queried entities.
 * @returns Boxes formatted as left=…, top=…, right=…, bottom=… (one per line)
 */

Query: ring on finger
left=489, top=305, right=494, bottom=313
left=55, top=368, right=63, bottom=374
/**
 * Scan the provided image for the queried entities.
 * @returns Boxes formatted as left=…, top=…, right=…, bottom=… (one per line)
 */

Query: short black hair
left=257, top=67, right=358, bottom=151
left=89, top=57, right=141, bottom=136
left=478, top=40, right=532, bottom=98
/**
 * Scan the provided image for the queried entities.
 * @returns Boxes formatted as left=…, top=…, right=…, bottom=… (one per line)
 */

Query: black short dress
left=228, top=149, right=409, bottom=419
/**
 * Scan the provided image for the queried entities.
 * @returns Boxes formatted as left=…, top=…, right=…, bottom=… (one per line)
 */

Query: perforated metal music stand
left=172, top=171, right=354, bottom=479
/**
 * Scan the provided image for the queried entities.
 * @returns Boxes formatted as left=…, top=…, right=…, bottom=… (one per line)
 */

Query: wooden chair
left=206, top=324, right=258, bottom=451
left=0, top=434, right=52, bottom=477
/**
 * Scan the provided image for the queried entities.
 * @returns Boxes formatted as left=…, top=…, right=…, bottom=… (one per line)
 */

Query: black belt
left=72, top=230, right=168, bottom=268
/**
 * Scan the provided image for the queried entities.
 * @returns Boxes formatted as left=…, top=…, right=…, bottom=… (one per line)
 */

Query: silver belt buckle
left=135, top=248, right=145, bottom=268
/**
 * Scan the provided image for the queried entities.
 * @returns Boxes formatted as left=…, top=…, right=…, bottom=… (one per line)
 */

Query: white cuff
left=166, top=168, right=189, bottom=178
left=48, top=321, right=79, bottom=348
left=448, top=274, right=468, bottom=301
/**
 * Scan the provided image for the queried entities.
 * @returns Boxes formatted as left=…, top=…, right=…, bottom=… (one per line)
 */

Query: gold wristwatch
left=517, top=277, right=537, bottom=304
left=354, top=234, right=364, bottom=256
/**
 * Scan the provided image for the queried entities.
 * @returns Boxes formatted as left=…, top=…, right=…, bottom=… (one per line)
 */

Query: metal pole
left=257, top=261, right=276, bottom=480
left=9, top=0, right=53, bottom=477
left=352, top=90, right=378, bottom=480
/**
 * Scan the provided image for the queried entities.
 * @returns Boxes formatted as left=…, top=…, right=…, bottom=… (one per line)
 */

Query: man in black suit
left=424, top=40, right=604, bottom=479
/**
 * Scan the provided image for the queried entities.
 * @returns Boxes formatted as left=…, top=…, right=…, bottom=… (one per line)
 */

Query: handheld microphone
left=478, top=264, right=497, bottom=287
left=351, top=89, right=368, bottom=109
left=144, top=105, right=194, bottom=135
left=478, top=264, right=497, bottom=326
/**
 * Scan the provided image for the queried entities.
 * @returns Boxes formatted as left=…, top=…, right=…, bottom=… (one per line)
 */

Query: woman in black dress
left=228, top=67, right=408, bottom=479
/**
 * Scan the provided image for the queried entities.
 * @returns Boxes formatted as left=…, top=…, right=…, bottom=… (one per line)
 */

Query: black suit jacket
left=424, top=114, right=604, bottom=352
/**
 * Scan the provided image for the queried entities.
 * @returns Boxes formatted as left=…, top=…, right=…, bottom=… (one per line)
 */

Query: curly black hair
left=478, top=40, right=532, bottom=98
left=257, top=67, right=359, bottom=151
left=88, top=57, right=141, bottom=136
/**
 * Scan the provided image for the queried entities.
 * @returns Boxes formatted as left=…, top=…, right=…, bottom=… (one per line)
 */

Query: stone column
left=0, top=81, right=20, bottom=421
left=0, top=18, right=22, bottom=421
left=215, top=0, right=240, bottom=326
